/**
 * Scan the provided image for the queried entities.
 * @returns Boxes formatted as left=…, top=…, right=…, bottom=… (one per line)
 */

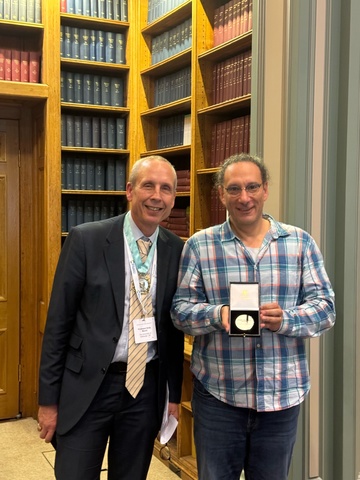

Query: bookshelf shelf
left=140, top=98, right=191, bottom=117
left=60, top=13, right=129, bottom=31
left=62, top=190, right=126, bottom=195
left=61, top=147, right=130, bottom=154
left=198, top=30, right=252, bottom=60
left=140, top=49, right=191, bottom=77
left=198, top=95, right=251, bottom=115
left=141, top=0, right=192, bottom=35
left=61, top=103, right=129, bottom=115
left=0, top=81, right=49, bottom=100
left=0, top=19, right=44, bottom=34
left=140, top=145, right=191, bottom=157
left=60, top=59, right=129, bottom=74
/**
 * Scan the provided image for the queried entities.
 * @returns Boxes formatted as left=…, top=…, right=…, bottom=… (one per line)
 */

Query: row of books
left=213, top=50, right=251, bottom=104
left=151, top=18, right=191, bottom=65
left=62, top=156, right=126, bottom=191
left=160, top=207, right=189, bottom=237
left=158, top=114, right=191, bottom=149
left=61, top=115, right=126, bottom=149
left=214, top=0, right=253, bottom=47
left=176, top=169, right=190, bottom=193
left=62, top=198, right=125, bottom=232
left=61, top=72, right=124, bottom=107
left=210, top=189, right=227, bottom=226
left=154, top=66, right=191, bottom=107
left=60, top=0, right=128, bottom=21
left=61, top=26, right=126, bottom=64
left=0, top=0, right=41, bottom=23
left=147, top=0, right=187, bottom=24
left=210, top=115, right=250, bottom=167
left=0, top=49, right=40, bottom=82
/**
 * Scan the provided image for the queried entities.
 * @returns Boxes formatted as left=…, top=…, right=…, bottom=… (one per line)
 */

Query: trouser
left=192, top=378, right=300, bottom=480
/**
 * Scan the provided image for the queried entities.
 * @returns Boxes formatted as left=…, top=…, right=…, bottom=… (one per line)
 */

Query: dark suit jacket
left=38, top=214, right=184, bottom=435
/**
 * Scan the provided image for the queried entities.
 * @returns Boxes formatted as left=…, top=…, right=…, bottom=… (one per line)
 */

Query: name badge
left=133, top=316, right=157, bottom=344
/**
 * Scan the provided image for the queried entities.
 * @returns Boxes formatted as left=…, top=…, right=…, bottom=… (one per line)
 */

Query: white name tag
left=133, top=317, right=157, bottom=344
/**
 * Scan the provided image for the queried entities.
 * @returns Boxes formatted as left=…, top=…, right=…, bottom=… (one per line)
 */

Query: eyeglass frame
left=223, top=183, right=263, bottom=197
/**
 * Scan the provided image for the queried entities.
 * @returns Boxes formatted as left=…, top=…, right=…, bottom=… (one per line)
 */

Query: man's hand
left=168, top=402, right=179, bottom=421
left=221, top=305, right=230, bottom=332
left=260, top=302, right=283, bottom=331
left=37, top=405, right=58, bottom=443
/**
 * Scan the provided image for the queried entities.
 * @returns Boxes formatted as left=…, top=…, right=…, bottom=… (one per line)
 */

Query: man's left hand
left=260, top=302, right=283, bottom=331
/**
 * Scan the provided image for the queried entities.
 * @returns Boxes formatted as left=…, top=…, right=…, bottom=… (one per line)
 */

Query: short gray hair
left=129, top=155, right=177, bottom=189
left=214, top=153, right=270, bottom=187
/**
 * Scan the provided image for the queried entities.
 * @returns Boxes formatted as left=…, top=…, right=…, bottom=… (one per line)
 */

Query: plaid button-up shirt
left=171, top=215, right=335, bottom=411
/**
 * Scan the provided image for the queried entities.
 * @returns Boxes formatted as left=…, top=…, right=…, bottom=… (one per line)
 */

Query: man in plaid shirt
left=171, top=153, right=335, bottom=480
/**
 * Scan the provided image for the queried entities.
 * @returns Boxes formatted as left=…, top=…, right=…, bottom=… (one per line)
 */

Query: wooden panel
left=0, top=119, right=20, bottom=419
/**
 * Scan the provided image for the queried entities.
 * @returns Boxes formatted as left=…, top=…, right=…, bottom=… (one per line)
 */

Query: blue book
left=107, top=118, right=116, bottom=149
left=74, top=73, right=83, bottom=103
left=72, top=27, right=80, bottom=59
left=74, top=0, right=82, bottom=15
left=82, top=0, right=90, bottom=16
left=80, top=28, right=90, bottom=60
left=65, top=157, right=74, bottom=189
left=110, top=77, right=124, bottom=106
left=80, top=158, right=87, bottom=189
left=115, top=158, right=126, bottom=190
left=115, top=118, right=126, bottom=149
left=19, top=0, right=26, bottom=21
left=89, top=29, right=97, bottom=61
left=115, top=33, right=125, bottom=64
left=73, top=157, right=81, bottom=189
left=67, top=200, right=77, bottom=231
left=83, top=74, right=94, bottom=104
left=82, top=116, right=92, bottom=148
left=74, top=116, right=82, bottom=147
left=95, top=159, right=105, bottom=190
left=92, top=117, right=100, bottom=147
left=76, top=200, right=84, bottom=225
left=64, top=26, right=72, bottom=58
left=109, top=199, right=116, bottom=218
left=120, top=0, right=127, bottom=21
left=86, top=158, right=95, bottom=189
left=98, top=0, right=106, bottom=18
left=95, top=30, right=105, bottom=62
left=61, top=115, right=67, bottom=146
left=34, top=0, right=40, bottom=22
left=60, top=26, right=64, bottom=57
left=101, top=76, right=111, bottom=106
left=61, top=158, right=66, bottom=188
left=106, top=157, right=115, bottom=190
left=60, top=71, right=66, bottom=102
left=61, top=203, right=68, bottom=232
left=93, top=75, right=101, bottom=105
left=66, top=115, right=75, bottom=147
left=65, top=71, right=74, bottom=102
left=106, top=0, right=113, bottom=19
left=90, top=0, right=98, bottom=17
left=93, top=200, right=101, bottom=221
left=84, top=200, right=94, bottom=223
left=67, top=0, right=75, bottom=13
left=114, top=0, right=120, bottom=20
left=105, top=32, right=115, bottom=63
left=26, top=0, right=34, bottom=22
left=100, top=117, right=108, bottom=148
left=100, top=200, right=109, bottom=220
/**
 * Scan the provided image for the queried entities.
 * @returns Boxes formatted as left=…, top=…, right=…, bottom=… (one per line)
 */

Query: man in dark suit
left=37, top=155, right=184, bottom=480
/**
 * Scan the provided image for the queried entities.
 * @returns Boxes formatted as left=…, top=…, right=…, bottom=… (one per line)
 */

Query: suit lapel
left=104, top=215, right=126, bottom=327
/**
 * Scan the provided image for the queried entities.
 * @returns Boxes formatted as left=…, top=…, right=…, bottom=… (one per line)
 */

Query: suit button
left=101, top=368, right=106, bottom=374
left=112, top=337, right=118, bottom=343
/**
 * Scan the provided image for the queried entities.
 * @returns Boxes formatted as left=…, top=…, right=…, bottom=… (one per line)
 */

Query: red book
left=11, top=49, right=21, bottom=82
left=248, top=0, right=253, bottom=30
left=5, top=49, right=12, bottom=81
left=176, top=170, right=190, bottom=179
left=238, top=116, right=245, bottom=153
left=244, top=115, right=250, bottom=153
left=29, top=51, right=40, bottom=83
left=233, top=0, right=241, bottom=37
left=217, top=5, right=225, bottom=45
left=60, top=0, right=67, bottom=13
left=0, top=49, right=5, bottom=80
left=20, top=51, right=29, bottom=82
left=243, top=0, right=249, bottom=33
left=213, top=7, right=220, bottom=47
left=223, top=1, right=229, bottom=43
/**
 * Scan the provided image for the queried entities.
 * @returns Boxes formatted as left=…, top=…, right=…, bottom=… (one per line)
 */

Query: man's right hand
left=38, top=404, right=58, bottom=443
left=221, top=305, right=230, bottom=332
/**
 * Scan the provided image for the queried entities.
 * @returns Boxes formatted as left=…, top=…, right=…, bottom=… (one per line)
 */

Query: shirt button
left=101, top=368, right=106, bottom=374
left=257, top=343, right=261, bottom=348
left=112, top=337, right=118, bottom=343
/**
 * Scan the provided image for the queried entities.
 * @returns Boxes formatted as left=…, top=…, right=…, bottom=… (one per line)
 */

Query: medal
left=139, top=274, right=150, bottom=293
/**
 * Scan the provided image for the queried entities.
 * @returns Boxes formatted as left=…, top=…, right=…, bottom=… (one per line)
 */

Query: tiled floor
left=0, top=417, right=180, bottom=479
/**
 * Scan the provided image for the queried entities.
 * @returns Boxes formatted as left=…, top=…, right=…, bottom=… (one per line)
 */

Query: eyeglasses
left=224, top=183, right=263, bottom=197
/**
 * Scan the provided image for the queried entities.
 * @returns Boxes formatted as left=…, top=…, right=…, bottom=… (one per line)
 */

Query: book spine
left=0, top=49, right=5, bottom=80
left=10, top=0, right=19, bottom=21
left=110, top=77, right=123, bottom=106
left=86, top=158, right=95, bottom=189
left=65, top=157, right=74, bottom=189
left=101, top=76, right=111, bottom=106
left=66, top=115, right=75, bottom=147
left=80, top=29, right=90, bottom=60
left=106, top=157, right=115, bottom=190
left=115, top=33, right=125, bottom=64
left=11, top=49, right=21, bottom=82
left=73, top=157, right=81, bottom=189
left=18, top=0, right=26, bottom=21
left=95, top=30, right=105, bottom=62
left=107, top=118, right=116, bottom=149
left=82, top=116, right=92, bottom=148
left=83, top=73, right=94, bottom=104
left=74, top=116, right=82, bottom=147
left=74, top=73, right=83, bottom=104
left=72, top=27, right=80, bottom=59
left=65, top=71, right=74, bottom=102
left=115, top=158, right=126, bottom=190
left=34, top=0, right=40, bottom=22
left=89, top=29, right=97, bottom=61
left=91, top=117, right=100, bottom=148
left=80, top=158, right=87, bottom=189
left=100, top=117, right=108, bottom=148
left=116, top=118, right=126, bottom=149
left=105, top=32, right=115, bottom=63
left=95, top=159, right=105, bottom=190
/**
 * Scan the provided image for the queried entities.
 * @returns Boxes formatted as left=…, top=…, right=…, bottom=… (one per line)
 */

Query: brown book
left=167, top=216, right=188, bottom=225
left=29, top=51, right=40, bottom=83
left=11, top=49, right=21, bottom=82
left=243, top=0, right=249, bottom=34
left=244, top=115, right=250, bottom=153
left=177, top=178, right=190, bottom=186
left=0, top=49, right=5, bottom=80
left=210, top=124, right=217, bottom=168
left=248, top=0, right=253, bottom=31
left=213, top=6, right=220, bottom=47
left=20, top=51, right=29, bottom=82
left=4, top=49, right=12, bottom=81
left=176, top=169, right=190, bottom=179
left=233, top=0, right=241, bottom=37
left=169, top=208, right=187, bottom=218
left=217, top=5, right=225, bottom=45
left=230, top=117, right=240, bottom=156
left=224, top=120, right=231, bottom=160
left=238, top=116, right=245, bottom=153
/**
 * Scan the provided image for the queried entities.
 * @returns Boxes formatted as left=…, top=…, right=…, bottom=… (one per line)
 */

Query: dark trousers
left=54, top=361, right=159, bottom=480
left=192, top=378, right=300, bottom=480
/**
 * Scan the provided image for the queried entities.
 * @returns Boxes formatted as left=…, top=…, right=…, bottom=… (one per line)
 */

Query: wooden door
left=0, top=119, right=20, bottom=419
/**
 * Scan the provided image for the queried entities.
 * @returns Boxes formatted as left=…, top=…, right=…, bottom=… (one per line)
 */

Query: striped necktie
left=125, top=237, right=152, bottom=398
